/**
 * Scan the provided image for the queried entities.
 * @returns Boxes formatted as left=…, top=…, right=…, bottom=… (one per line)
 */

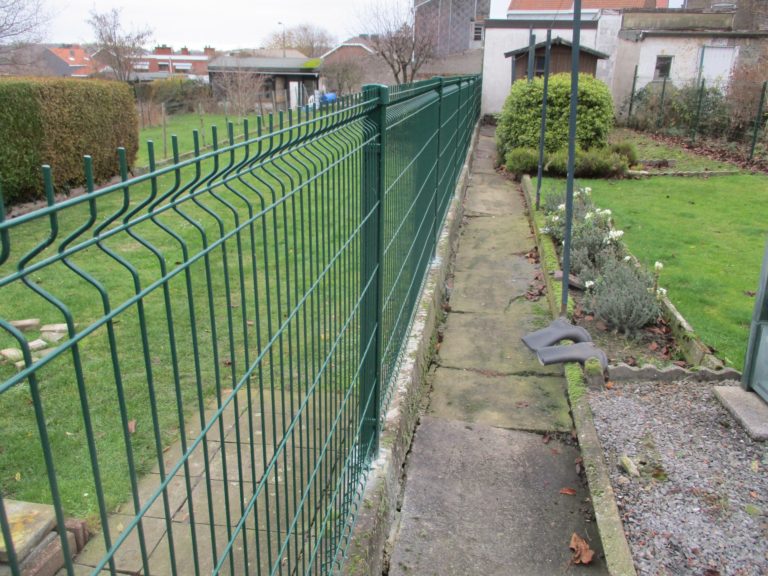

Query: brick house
left=42, top=45, right=99, bottom=77
left=128, top=45, right=215, bottom=82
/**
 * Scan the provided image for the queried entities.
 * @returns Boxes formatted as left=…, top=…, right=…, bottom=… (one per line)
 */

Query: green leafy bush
left=504, top=147, right=540, bottom=177
left=590, top=259, right=660, bottom=335
left=496, top=73, right=614, bottom=160
left=609, top=141, right=638, bottom=166
left=0, top=78, right=138, bottom=204
left=544, top=148, right=628, bottom=178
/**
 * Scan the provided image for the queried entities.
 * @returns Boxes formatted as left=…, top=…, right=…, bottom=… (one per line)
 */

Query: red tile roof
left=47, top=45, right=98, bottom=76
left=508, top=0, right=667, bottom=10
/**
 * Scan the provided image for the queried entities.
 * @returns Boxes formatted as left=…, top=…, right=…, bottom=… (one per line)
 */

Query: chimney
left=204, top=46, right=216, bottom=57
left=154, top=45, right=172, bottom=55
left=180, top=47, right=190, bottom=55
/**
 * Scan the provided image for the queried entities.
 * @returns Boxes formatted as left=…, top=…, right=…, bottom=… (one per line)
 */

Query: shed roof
left=503, top=37, right=609, bottom=59
left=208, top=56, right=320, bottom=73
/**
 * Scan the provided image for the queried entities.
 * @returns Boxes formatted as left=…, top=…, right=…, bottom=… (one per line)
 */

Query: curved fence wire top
left=0, top=75, right=481, bottom=576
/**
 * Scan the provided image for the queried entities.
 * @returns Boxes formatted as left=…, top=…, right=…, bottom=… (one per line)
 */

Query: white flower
left=551, top=215, right=560, bottom=222
left=601, top=208, right=612, bottom=216
left=623, top=255, right=632, bottom=262
left=585, top=280, right=595, bottom=289
left=606, top=229, right=624, bottom=243
left=655, top=261, right=664, bottom=272
left=657, top=287, right=668, bottom=298
left=584, top=187, right=592, bottom=194
left=558, top=203, right=566, bottom=212
left=584, top=212, right=593, bottom=220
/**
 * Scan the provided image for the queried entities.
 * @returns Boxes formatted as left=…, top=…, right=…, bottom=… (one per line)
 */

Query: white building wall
left=633, top=37, right=738, bottom=90
left=481, top=25, right=600, bottom=115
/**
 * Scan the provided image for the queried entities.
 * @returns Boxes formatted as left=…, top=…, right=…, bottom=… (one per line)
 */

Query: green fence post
left=692, top=78, right=705, bottom=144
left=657, top=76, right=668, bottom=132
left=434, top=76, right=445, bottom=248
left=627, top=64, right=638, bottom=121
left=750, top=80, right=768, bottom=161
left=360, top=84, right=388, bottom=459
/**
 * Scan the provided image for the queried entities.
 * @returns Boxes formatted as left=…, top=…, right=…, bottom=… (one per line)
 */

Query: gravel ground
left=589, top=380, right=768, bottom=576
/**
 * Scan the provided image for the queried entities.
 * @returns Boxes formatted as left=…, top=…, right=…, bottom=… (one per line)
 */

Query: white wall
left=481, top=26, right=600, bottom=115
left=634, top=37, right=738, bottom=90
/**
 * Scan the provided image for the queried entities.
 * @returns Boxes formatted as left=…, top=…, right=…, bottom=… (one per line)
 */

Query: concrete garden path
left=387, top=126, right=610, bottom=576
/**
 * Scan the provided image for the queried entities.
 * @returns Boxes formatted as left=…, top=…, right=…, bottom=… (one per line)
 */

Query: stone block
left=0, top=500, right=56, bottom=563
left=28, top=340, right=48, bottom=352
left=2, top=531, right=75, bottom=576
left=64, top=519, right=89, bottom=554
left=715, top=386, right=768, bottom=441
left=40, top=333, right=65, bottom=345
left=10, top=320, right=40, bottom=332
left=0, top=349, right=23, bottom=363
left=39, top=325, right=68, bottom=334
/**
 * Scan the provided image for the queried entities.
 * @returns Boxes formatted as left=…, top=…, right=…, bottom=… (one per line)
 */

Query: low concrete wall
left=342, top=124, right=481, bottom=576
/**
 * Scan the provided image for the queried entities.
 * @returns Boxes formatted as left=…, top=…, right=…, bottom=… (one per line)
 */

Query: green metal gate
left=0, top=75, right=481, bottom=575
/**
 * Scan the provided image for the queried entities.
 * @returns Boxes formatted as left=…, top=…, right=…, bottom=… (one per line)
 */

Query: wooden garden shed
left=504, top=37, right=608, bottom=82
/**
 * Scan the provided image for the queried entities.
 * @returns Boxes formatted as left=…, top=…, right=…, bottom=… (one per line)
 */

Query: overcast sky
left=44, top=0, right=510, bottom=51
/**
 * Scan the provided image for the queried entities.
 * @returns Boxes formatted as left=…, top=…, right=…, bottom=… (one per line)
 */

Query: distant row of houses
left=5, top=0, right=765, bottom=116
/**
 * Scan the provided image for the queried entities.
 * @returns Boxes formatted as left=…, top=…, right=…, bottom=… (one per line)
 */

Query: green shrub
left=609, top=141, right=639, bottom=166
left=590, top=259, right=660, bottom=335
left=505, top=147, right=540, bottom=177
left=496, top=73, right=614, bottom=160
left=544, top=148, right=628, bottom=178
left=0, top=78, right=138, bottom=204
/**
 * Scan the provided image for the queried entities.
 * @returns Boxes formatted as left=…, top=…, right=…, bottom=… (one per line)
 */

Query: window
left=654, top=55, right=673, bottom=80
left=158, top=62, right=170, bottom=71
left=473, top=24, right=483, bottom=42
left=535, top=56, right=546, bottom=77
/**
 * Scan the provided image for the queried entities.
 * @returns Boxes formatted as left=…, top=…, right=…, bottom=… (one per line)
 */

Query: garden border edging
left=522, top=175, right=637, bottom=576
left=341, top=123, right=480, bottom=575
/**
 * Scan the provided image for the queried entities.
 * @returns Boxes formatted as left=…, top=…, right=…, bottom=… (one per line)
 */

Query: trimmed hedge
left=0, top=78, right=138, bottom=204
left=496, top=73, right=614, bottom=161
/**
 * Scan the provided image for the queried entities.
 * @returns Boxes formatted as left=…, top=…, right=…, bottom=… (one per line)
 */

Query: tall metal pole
left=560, top=0, right=582, bottom=317
left=535, top=30, right=552, bottom=210
left=527, top=28, right=536, bottom=81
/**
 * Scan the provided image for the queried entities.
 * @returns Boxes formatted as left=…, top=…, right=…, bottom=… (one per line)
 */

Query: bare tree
left=265, top=24, right=335, bottom=58
left=0, top=0, right=47, bottom=67
left=322, top=57, right=365, bottom=95
left=359, top=0, right=436, bottom=85
left=214, top=58, right=268, bottom=117
left=88, top=8, right=151, bottom=82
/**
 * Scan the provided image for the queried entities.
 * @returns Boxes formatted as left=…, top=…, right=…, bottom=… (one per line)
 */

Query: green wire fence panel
left=0, top=75, right=480, bottom=576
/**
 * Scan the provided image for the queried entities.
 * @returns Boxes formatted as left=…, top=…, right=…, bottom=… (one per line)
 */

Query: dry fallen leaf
left=128, top=420, right=137, bottom=434
left=569, top=533, right=595, bottom=565
left=605, top=381, right=614, bottom=390
left=560, top=487, right=577, bottom=496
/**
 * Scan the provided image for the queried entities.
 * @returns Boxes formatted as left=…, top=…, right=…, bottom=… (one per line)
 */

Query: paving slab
left=714, top=386, right=768, bottom=441
left=75, top=515, right=168, bottom=574
left=389, top=418, right=608, bottom=576
left=455, top=216, right=534, bottom=268
left=0, top=500, right=57, bottom=563
left=449, top=258, right=537, bottom=313
left=438, top=304, right=550, bottom=374
left=428, top=368, right=571, bottom=432
left=465, top=185, right=518, bottom=216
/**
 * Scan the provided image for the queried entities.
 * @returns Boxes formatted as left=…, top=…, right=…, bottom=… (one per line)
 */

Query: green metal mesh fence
left=0, top=75, right=480, bottom=576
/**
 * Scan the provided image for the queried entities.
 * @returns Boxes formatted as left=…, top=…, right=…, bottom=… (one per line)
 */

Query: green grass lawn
left=135, top=113, right=263, bottom=168
left=0, top=122, right=368, bottom=523
left=572, top=174, right=768, bottom=370
left=610, top=128, right=739, bottom=173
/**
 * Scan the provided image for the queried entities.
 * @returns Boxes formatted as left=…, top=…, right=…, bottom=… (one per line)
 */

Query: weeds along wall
left=0, top=75, right=481, bottom=576
left=0, top=78, right=138, bottom=204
